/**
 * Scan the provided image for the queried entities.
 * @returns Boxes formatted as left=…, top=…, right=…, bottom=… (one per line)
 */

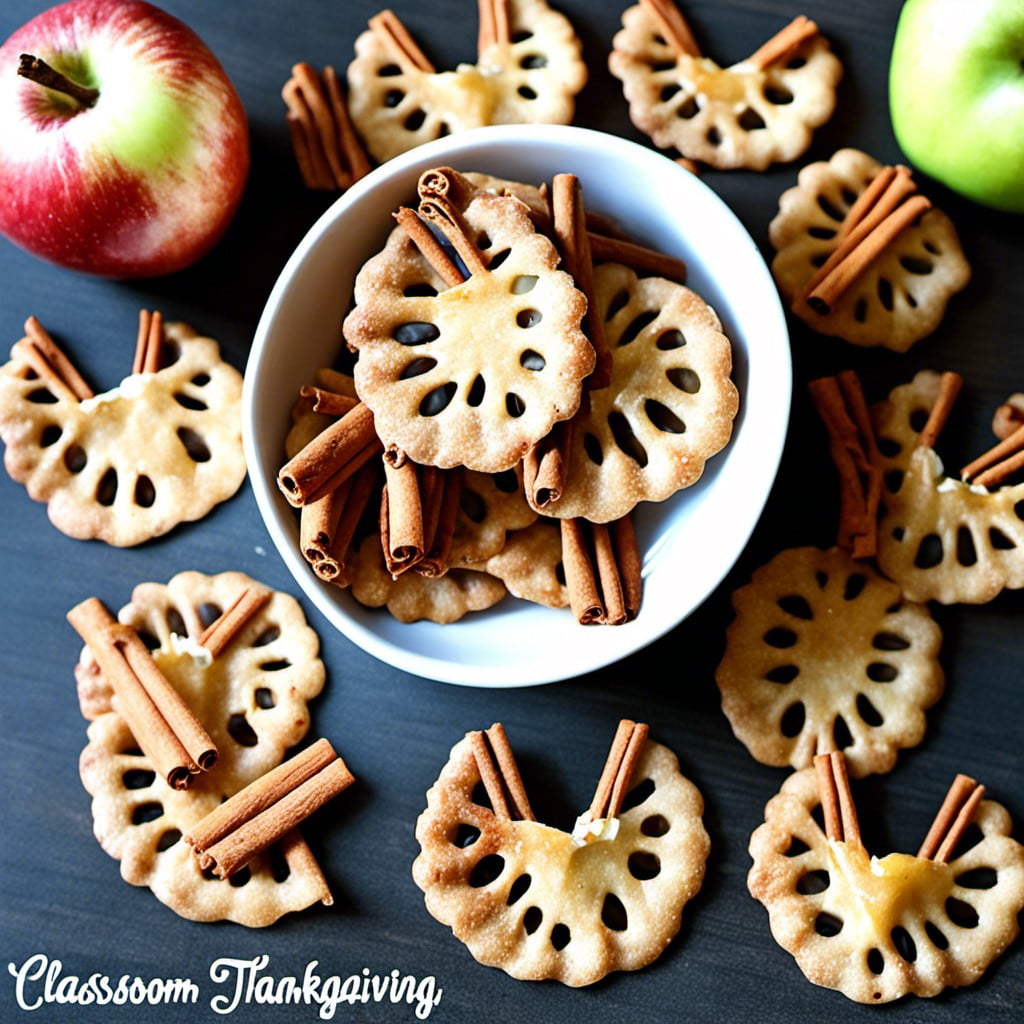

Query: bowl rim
left=244, top=123, right=791, bottom=686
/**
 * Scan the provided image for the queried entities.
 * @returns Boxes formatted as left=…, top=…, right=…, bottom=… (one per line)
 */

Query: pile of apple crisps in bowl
left=244, top=125, right=790, bottom=685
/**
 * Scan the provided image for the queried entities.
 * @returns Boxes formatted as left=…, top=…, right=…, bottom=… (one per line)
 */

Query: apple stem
left=17, top=53, right=99, bottom=108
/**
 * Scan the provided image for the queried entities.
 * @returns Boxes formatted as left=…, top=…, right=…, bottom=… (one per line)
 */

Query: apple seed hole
left=227, top=712, right=258, bottom=747
left=420, top=382, right=457, bottom=417
left=39, top=424, right=62, bottom=447
left=608, top=411, right=648, bottom=466
left=133, top=475, right=156, bottom=508
left=63, top=444, right=87, bottom=473
left=467, top=374, right=486, bottom=407
left=177, top=427, right=211, bottom=463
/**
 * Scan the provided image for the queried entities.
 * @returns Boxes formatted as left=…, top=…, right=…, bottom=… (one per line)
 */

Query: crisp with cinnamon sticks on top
left=73, top=570, right=349, bottom=927
left=871, top=369, right=1024, bottom=603
left=770, top=149, right=970, bottom=351
left=0, top=312, right=245, bottom=545
left=748, top=753, right=1024, bottom=1003
left=413, top=720, right=708, bottom=985
left=609, top=0, right=841, bottom=170
left=343, top=1, right=586, bottom=166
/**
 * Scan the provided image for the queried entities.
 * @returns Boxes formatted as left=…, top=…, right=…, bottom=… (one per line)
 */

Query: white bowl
left=244, top=124, right=790, bottom=687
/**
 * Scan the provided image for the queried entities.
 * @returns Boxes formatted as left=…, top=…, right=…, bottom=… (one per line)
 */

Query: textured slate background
left=0, top=1, right=1021, bottom=1022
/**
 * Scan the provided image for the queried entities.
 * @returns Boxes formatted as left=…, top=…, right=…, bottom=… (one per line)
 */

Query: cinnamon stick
left=417, top=466, right=464, bottom=578
left=185, top=737, right=354, bottom=878
left=589, top=719, right=650, bottom=820
left=552, top=174, right=612, bottom=389
left=838, top=166, right=903, bottom=237
left=639, top=0, right=701, bottom=58
left=198, top=587, right=273, bottom=659
left=368, top=9, right=435, bottom=73
left=299, top=460, right=379, bottom=583
left=814, top=751, right=861, bottom=847
left=745, top=15, right=818, bottom=70
left=801, top=195, right=932, bottom=315
left=477, top=0, right=511, bottom=55
left=12, top=317, right=93, bottom=402
left=298, top=385, right=359, bottom=418
left=522, top=417, right=574, bottom=509
left=916, top=371, right=963, bottom=450
left=961, top=421, right=1024, bottom=486
left=561, top=515, right=642, bottom=625
left=132, top=310, right=164, bottom=376
left=796, top=165, right=920, bottom=312
left=393, top=206, right=466, bottom=289
left=917, top=774, right=985, bottom=863
left=323, top=66, right=373, bottom=186
left=971, top=447, right=1024, bottom=489
left=469, top=723, right=535, bottom=821
left=418, top=169, right=490, bottom=277
left=278, top=402, right=383, bottom=507
left=992, top=395, right=1024, bottom=440
left=283, top=63, right=372, bottom=191
left=68, top=597, right=216, bottom=790
left=809, top=374, right=882, bottom=558
left=381, top=454, right=425, bottom=576
left=587, top=231, right=688, bottom=284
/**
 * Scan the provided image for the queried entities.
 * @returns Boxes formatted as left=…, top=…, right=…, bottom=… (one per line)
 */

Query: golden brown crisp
left=75, top=571, right=330, bottom=927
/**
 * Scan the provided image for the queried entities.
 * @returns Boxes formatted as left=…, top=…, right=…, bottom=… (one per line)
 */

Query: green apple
left=889, top=0, right=1024, bottom=213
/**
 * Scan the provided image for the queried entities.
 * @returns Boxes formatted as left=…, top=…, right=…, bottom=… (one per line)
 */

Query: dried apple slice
left=748, top=759, right=1024, bottom=1002
left=770, top=149, right=970, bottom=351
left=609, top=1, right=841, bottom=170
left=483, top=518, right=567, bottom=608
left=413, top=723, right=708, bottom=986
left=876, top=446, right=1024, bottom=604
left=716, top=546, right=943, bottom=777
left=0, top=318, right=244, bottom=545
left=344, top=171, right=592, bottom=473
left=75, top=570, right=330, bottom=926
left=870, top=370, right=1024, bottom=604
left=346, top=0, right=586, bottom=163
left=347, top=532, right=508, bottom=622
left=531, top=262, right=737, bottom=522
left=871, top=368, right=947, bottom=483
left=450, top=467, right=537, bottom=567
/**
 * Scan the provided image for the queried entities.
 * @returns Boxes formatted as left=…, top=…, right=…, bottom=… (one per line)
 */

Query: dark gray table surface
left=1, top=1, right=1021, bottom=1021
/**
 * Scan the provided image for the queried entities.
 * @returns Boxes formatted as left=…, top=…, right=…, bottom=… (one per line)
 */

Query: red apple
left=0, top=0, right=249, bottom=277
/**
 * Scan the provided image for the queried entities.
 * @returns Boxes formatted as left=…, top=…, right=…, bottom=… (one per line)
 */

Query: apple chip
left=870, top=370, right=1024, bottom=604
left=876, top=445, right=1024, bottom=604
left=75, top=570, right=331, bottom=926
left=748, top=760, right=1024, bottom=1003
left=770, top=149, right=970, bottom=351
left=482, top=518, right=567, bottom=608
left=531, top=262, right=737, bottom=522
left=347, top=532, right=508, bottom=622
left=344, top=170, right=592, bottom=473
left=413, top=723, right=708, bottom=985
left=716, top=546, right=943, bottom=777
left=450, top=467, right=537, bottom=567
left=609, top=1, right=841, bottom=170
left=871, top=368, right=947, bottom=482
left=0, top=317, right=244, bottom=546
left=346, top=0, right=586, bottom=164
